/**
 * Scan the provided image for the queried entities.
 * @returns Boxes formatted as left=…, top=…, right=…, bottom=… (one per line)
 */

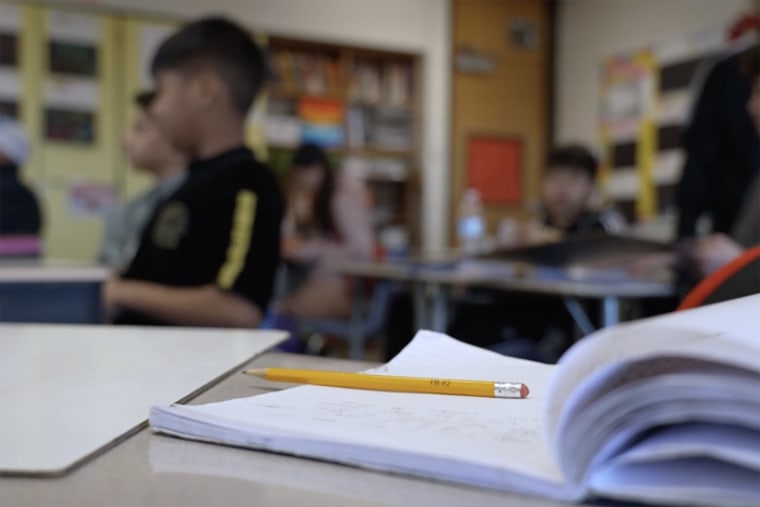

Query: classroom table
left=0, top=324, right=287, bottom=476
left=0, top=351, right=591, bottom=507
left=328, top=258, right=445, bottom=332
left=418, top=262, right=674, bottom=333
left=328, top=258, right=674, bottom=344
left=0, top=262, right=110, bottom=323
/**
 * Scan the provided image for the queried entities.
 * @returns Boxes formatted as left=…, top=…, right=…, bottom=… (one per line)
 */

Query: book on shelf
left=345, top=105, right=367, bottom=148
left=383, top=62, right=413, bottom=107
left=271, top=49, right=339, bottom=97
left=345, top=105, right=413, bottom=151
left=265, top=115, right=301, bottom=146
left=368, top=106, right=412, bottom=151
left=343, top=156, right=407, bottom=181
left=150, top=294, right=760, bottom=507
left=297, top=98, right=344, bottom=148
left=347, top=61, right=412, bottom=107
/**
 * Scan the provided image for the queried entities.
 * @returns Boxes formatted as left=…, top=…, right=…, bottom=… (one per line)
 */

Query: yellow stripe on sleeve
left=217, top=190, right=257, bottom=290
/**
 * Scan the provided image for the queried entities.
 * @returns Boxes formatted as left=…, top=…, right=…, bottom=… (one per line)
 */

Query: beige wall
left=41, top=0, right=453, bottom=252
left=554, top=0, right=750, bottom=148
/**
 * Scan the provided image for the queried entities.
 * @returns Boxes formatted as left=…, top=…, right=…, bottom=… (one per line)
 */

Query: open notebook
left=150, top=295, right=760, bottom=506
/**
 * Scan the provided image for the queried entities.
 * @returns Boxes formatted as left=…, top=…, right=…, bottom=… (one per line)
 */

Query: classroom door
left=450, top=0, right=552, bottom=244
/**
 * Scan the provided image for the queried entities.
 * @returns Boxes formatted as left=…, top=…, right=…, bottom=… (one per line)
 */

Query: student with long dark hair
left=276, top=143, right=373, bottom=320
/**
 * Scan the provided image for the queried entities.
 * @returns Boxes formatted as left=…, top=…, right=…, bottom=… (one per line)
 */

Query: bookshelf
left=266, top=36, right=420, bottom=250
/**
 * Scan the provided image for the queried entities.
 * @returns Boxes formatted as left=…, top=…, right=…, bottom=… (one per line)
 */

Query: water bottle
left=457, top=188, right=485, bottom=256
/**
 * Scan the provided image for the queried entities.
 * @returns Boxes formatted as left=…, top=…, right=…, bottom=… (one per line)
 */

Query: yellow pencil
left=243, top=368, right=529, bottom=399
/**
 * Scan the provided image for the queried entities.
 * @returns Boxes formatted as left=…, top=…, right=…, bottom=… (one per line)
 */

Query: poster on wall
left=598, top=49, right=657, bottom=221
left=45, top=10, right=100, bottom=143
left=44, top=78, right=98, bottom=142
left=467, top=136, right=522, bottom=206
left=0, top=3, right=21, bottom=118
left=68, top=181, right=117, bottom=216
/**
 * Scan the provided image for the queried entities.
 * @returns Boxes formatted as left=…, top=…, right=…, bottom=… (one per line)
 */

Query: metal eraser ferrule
left=493, top=382, right=523, bottom=398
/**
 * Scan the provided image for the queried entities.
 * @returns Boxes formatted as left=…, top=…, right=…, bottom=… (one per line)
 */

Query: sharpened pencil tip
left=243, top=368, right=267, bottom=377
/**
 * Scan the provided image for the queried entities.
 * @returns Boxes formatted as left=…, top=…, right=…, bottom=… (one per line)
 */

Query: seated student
left=103, top=17, right=282, bottom=328
left=439, top=146, right=625, bottom=361
left=0, top=116, right=41, bottom=239
left=275, top=143, right=373, bottom=320
left=497, top=145, right=624, bottom=248
left=99, top=91, right=186, bottom=271
left=388, top=146, right=624, bottom=361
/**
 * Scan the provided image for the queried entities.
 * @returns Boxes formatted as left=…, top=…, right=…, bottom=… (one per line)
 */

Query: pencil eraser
left=520, top=384, right=530, bottom=399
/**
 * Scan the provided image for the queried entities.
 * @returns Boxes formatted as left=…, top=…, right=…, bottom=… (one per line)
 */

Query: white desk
left=0, top=352, right=589, bottom=507
left=0, top=324, right=287, bottom=475
left=0, top=263, right=111, bottom=323
left=0, top=263, right=110, bottom=283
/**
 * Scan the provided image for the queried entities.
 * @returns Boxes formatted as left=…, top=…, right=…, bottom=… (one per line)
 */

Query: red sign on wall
left=467, top=136, right=522, bottom=205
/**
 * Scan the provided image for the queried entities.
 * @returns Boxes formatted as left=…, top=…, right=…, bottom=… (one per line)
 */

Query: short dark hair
left=150, top=17, right=268, bottom=116
left=134, top=90, right=155, bottom=110
left=545, top=145, right=598, bottom=179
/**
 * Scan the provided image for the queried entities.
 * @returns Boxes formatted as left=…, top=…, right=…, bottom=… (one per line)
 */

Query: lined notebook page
left=152, top=331, right=570, bottom=497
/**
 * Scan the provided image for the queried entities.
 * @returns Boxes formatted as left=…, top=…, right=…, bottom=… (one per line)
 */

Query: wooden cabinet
left=266, top=36, right=421, bottom=249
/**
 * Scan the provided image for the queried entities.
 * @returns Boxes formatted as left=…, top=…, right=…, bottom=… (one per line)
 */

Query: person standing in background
left=0, top=116, right=41, bottom=238
left=630, top=46, right=759, bottom=305
left=676, top=6, right=759, bottom=238
left=689, top=49, right=760, bottom=279
left=99, top=91, right=186, bottom=271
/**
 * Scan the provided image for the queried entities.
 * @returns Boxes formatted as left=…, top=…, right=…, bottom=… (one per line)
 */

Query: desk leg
left=562, top=297, right=596, bottom=337
left=430, top=284, right=448, bottom=332
left=601, top=296, right=620, bottom=328
left=413, top=281, right=428, bottom=331
left=349, top=280, right=365, bottom=360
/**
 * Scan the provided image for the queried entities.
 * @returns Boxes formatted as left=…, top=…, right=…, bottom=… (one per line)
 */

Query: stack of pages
left=151, top=295, right=760, bottom=506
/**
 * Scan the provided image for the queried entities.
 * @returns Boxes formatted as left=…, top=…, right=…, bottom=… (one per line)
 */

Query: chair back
left=678, top=246, right=760, bottom=310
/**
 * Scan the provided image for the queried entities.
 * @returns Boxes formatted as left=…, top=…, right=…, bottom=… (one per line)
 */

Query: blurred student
left=0, top=116, right=41, bottom=236
left=103, top=17, right=282, bottom=328
left=676, top=7, right=759, bottom=238
left=276, top=143, right=373, bottom=320
left=497, top=145, right=624, bottom=248
left=99, top=91, right=186, bottom=271
left=389, top=147, right=624, bottom=361
left=689, top=54, right=760, bottom=280
left=634, top=49, right=759, bottom=304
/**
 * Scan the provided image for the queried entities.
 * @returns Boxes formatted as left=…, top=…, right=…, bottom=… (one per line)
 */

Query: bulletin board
left=599, top=26, right=729, bottom=224
left=599, top=49, right=657, bottom=221
left=466, top=135, right=522, bottom=206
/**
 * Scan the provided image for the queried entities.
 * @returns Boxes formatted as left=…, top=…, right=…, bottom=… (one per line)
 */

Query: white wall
left=42, top=0, right=452, bottom=251
left=555, top=0, right=750, bottom=148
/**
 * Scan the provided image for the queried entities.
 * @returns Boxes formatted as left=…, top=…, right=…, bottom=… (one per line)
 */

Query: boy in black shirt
left=103, top=17, right=282, bottom=327
left=497, top=145, right=624, bottom=247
